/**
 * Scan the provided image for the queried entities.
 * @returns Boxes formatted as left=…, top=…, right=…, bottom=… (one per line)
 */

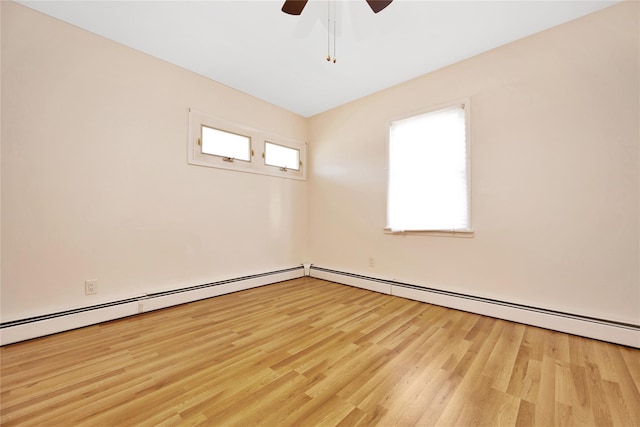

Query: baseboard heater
left=310, top=266, right=640, bottom=348
left=0, top=266, right=304, bottom=346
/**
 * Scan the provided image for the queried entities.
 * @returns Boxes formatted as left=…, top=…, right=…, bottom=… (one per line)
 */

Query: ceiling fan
left=282, top=0, right=393, bottom=15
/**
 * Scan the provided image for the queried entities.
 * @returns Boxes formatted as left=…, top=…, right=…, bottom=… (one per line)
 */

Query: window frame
left=385, top=99, right=473, bottom=237
left=188, top=109, right=306, bottom=180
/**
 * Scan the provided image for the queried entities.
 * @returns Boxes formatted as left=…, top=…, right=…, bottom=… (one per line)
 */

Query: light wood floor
left=1, top=277, right=639, bottom=426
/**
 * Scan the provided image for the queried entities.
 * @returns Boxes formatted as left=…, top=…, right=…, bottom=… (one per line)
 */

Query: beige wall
left=2, top=1, right=638, bottom=327
left=1, top=2, right=308, bottom=321
left=308, top=2, right=639, bottom=325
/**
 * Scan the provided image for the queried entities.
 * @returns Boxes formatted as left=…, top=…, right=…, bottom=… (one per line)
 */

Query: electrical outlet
left=85, top=279, right=98, bottom=295
left=368, top=257, right=376, bottom=268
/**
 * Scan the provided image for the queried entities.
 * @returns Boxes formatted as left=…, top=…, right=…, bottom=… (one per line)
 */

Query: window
left=386, top=101, right=471, bottom=234
left=201, top=126, right=251, bottom=162
left=188, top=109, right=306, bottom=180
left=264, top=142, right=300, bottom=171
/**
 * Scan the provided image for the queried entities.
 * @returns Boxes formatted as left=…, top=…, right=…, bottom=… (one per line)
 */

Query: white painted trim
left=1, top=268, right=304, bottom=346
left=310, top=267, right=640, bottom=348
left=143, top=269, right=302, bottom=312
left=0, top=301, right=139, bottom=346
left=303, top=263, right=311, bottom=276
left=311, top=268, right=391, bottom=295
left=5, top=266, right=637, bottom=349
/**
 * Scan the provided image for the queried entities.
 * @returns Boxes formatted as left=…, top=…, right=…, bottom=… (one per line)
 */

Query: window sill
left=384, top=228, right=475, bottom=238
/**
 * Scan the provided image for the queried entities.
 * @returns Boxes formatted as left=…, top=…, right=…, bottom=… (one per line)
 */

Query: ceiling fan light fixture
left=281, top=0, right=393, bottom=63
left=281, top=0, right=308, bottom=15
left=366, top=0, right=393, bottom=13
left=281, top=0, right=393, bottom=15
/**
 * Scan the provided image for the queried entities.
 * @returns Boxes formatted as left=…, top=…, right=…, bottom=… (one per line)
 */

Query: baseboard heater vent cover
left=310, top=266, right=639, bottom=348
left=1, top=266, right=304, bottom=345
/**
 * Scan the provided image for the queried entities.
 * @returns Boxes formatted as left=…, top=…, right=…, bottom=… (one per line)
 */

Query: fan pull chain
left=326, top=0, right=337, bottom=63
left=327, top=0, right=331, bottom=61
left=333, top=0, right=337, bottom=63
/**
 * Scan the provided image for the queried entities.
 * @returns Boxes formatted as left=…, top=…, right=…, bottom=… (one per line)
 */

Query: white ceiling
left=19, top=0, right=618, bottom=117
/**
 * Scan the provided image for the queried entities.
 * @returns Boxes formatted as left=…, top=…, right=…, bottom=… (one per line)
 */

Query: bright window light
left=387, top=103, right=470, bottom=232
left=189, top=109, right=306, bottom=180
left=265, top=142, right=300, bottom=171
left=201, top=125, right=251, bottom=161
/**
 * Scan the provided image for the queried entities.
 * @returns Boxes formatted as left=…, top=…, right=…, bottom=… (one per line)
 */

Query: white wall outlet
left=368, top=257, right=376, bottom=268
left=85, top=279, right=98, bottom=295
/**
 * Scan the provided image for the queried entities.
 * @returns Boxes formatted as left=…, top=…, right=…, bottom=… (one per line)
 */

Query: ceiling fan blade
left=366, top=0, right=393, bottom=13
left=282, top=0, right=309, bottom=15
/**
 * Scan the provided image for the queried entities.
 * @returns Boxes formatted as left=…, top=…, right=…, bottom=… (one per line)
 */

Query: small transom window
left=188, top=109, right=306, bottom=180
left=265, top=142, right=300, bottom=171
left=201, top=126, right=251, bottom=162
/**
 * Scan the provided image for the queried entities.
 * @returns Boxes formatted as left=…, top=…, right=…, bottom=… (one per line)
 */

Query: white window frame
left=385, top=99, right=473, bottom=237
left=188, top=109, right=306, bottom=180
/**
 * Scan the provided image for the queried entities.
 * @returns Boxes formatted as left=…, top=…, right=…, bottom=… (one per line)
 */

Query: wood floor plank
left=515, top=399, right=536, bottom=427
left=605, top=345, right=640, bottom=425
left=535, top=355, right=557, bottom=426
left=425, top=321, right=504, bottom=426
left=490, top=322, right=527, bottom=392
left=1, top=277, right=638, bottom=426
left=602, top=379, right=637, bottom=427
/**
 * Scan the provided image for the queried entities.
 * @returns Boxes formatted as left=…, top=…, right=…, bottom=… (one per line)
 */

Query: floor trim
left=0, top=267, right=304, bottom=346
left=310, top=266, right=640, bottom=348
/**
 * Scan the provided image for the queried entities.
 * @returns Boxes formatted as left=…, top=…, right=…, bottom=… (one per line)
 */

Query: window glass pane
left=201, top=125, right=251, bottom=161
left=388, top=105, right=469, bottom=231
left=265, top=142, right=300, bottom=170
